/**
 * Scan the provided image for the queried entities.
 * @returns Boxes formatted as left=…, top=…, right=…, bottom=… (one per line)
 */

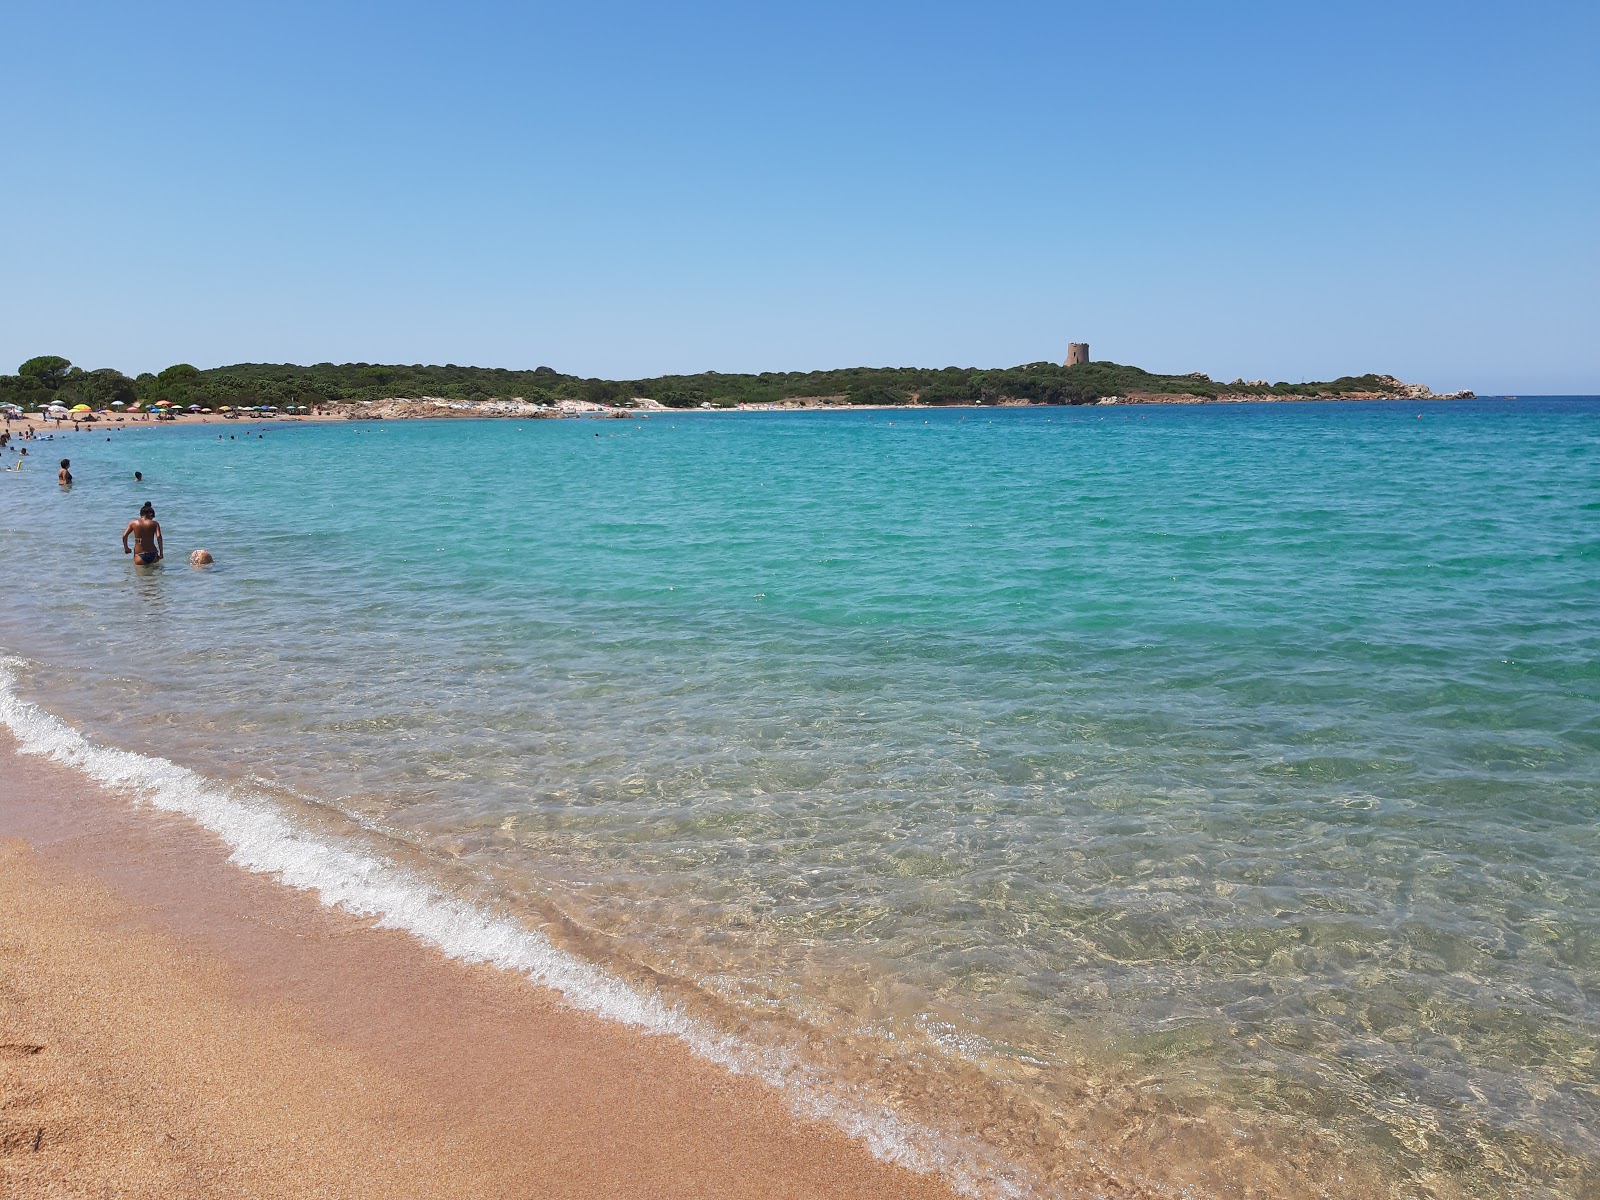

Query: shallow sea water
left=2, top=399, right=1597, bottom=1197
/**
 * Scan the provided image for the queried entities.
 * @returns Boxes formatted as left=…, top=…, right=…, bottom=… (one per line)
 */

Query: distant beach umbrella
left=187, top=404, right=202, bottom=412
left=70, top=404, right=92, bottom=413
left=110, top=400, right=126, bottom=408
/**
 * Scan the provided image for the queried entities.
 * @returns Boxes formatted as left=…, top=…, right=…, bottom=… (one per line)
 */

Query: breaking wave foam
left=0, top=656, right=1032, bottom=1199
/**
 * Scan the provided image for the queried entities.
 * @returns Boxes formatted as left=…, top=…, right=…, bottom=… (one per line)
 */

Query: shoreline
left=0, top=651, right=1408, bottom=1200
left=0, top=728, right=961, bottom=1200
left=2, top=391, right=1509, bottom=436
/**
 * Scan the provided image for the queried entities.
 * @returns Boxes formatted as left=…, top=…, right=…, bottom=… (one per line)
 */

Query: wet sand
left=0, top=732, right=957, bottom=1200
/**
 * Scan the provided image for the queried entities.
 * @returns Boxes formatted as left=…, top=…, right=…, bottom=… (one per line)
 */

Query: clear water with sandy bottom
left=2, top=399, right=1596, bottom=1197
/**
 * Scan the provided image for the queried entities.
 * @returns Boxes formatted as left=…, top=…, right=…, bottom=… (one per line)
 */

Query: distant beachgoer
left=58, top=458, right=72, bottom=486
left=122, top=502, right=163, bottom=565
left=189, top=549, right=214, bottom=566
left=134, top=471, right=142, bottom=481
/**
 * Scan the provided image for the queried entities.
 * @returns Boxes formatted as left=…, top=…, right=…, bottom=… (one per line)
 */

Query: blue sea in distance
left=2, top=399, right=1597, bottom=1197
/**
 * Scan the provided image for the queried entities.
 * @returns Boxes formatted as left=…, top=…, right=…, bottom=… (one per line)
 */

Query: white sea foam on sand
left=0, top=656, right=1033, bottom=1200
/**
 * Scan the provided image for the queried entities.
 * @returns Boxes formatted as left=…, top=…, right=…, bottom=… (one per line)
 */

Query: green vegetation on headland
left=0, top=354, right=1468, bottom=412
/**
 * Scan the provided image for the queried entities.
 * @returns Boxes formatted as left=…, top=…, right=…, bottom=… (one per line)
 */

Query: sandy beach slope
left=0, top=732, right=958, bottom=1200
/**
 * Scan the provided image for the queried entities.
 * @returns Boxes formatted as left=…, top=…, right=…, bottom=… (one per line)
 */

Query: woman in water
left=121, top=501, right=163, bottom=565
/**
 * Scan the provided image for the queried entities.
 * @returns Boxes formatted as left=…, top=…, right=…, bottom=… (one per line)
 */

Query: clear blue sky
left=3, top=1, right=1596, bottom=392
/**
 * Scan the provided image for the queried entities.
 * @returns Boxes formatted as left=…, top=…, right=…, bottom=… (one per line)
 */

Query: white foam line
left=0, top=657, right=1032, bottom=1200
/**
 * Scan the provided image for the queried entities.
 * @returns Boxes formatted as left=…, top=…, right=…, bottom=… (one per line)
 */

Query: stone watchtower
left=1066, top=342, right=1090, bottom=366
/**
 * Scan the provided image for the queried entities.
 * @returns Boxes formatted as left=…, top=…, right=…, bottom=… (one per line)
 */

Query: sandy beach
left=7, top=412, right=338, bottom=431
left=0, top=731, right=959, bottom=1200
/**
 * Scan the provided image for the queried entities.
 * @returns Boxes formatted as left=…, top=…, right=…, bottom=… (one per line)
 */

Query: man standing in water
left=122, top=501, right=163, bottom=565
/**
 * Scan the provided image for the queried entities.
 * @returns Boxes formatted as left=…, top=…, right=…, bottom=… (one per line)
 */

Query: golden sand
left=0, top=736, right=956, bottom=1199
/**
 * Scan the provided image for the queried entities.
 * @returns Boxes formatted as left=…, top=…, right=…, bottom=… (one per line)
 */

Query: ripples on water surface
left=2, top=400, right=1597, bottom=1197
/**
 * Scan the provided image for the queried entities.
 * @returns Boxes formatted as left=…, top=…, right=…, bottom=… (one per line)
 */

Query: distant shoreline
left=3, top=356, right=1477, bottom=419
left=287, top=390, right=1489, bottom=421
left=2, top=391, right=1506, bottom=433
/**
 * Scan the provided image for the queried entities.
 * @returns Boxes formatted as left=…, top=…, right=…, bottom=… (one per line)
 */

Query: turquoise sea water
left=2, top=400, right=1597, bottom=1197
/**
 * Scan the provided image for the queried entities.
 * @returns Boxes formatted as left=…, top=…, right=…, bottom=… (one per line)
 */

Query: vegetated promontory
left=0, top=355, right=1473, bottom=413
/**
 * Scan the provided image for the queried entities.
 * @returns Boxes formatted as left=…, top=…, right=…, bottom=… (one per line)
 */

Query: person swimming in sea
left=58, top=458, right=72, bottom=486
left=122, top=501, right=163, bottom=565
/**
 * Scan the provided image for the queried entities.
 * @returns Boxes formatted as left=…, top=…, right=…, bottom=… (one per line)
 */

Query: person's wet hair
left=60, top=459, right=69, bottom=468
left=139, top=501, right=155, bottom=517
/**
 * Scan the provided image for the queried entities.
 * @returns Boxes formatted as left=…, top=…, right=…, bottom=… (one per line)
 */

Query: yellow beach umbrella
left=70, top=404, right=92, bottom=412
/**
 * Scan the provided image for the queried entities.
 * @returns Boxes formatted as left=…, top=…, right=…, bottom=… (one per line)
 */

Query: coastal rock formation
left=338, top=395, right=672, bottom=420
left=340, top=397, right=586, bottom=420
left=1094, top=376, right=1475, bottom=406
